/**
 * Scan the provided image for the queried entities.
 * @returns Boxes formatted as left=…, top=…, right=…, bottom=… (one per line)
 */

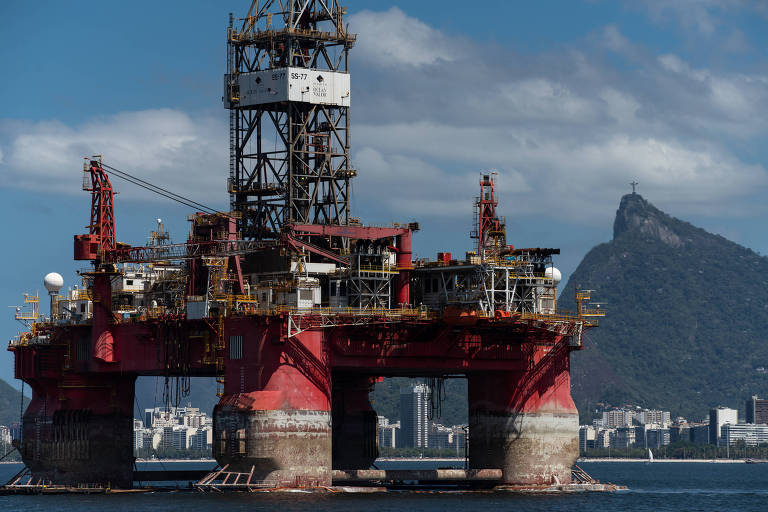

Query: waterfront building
left=188, top=426, right=213, bottom=452
left=378, top=420, right=400, bottom=448
left=709, top=407, right=738, bottom=445
left=670, top=423, right=691, bottom=444
left=745, top=395, right=768, bottom=424
left=9, top=422, right=21, bottom=441
left=400, top=384, right=430, bottom=448
left=144, top=408, right=154, bottom=428
left=596, top=428, right=615, bottom=449
left=141, top=429, right=154, bottom=450
left=171, top=425, right=188, bottom=450
left=451, top=427, right=467, bottom=452
left=615, top=426, right=636, bottom=449
left=0, top=425, right=12, bottom=456
left=634, top=425, right=648, bottom=449
left=720, top=423, right=768, bottom=447
left=429, top=424, right=452, bottom=449
left=646, top=428, right=670, bottom=448
left=579, top=425, right=597, bottom=452
left=133, top=420, right=144, bottom=452
left=690, top=423, right=710, bottom=445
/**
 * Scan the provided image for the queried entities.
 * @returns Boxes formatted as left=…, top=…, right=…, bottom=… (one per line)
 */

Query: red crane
left=74, top=157, right=116, bottom=262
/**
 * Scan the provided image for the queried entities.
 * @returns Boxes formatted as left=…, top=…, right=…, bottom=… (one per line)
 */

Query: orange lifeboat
left=442, top=306, right=479, bottom=326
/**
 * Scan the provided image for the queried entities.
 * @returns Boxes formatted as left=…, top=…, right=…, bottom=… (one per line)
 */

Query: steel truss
left=225, top=1, right=356, bottom=243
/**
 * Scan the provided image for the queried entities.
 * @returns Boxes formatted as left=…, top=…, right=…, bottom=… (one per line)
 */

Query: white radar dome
left=44, top=272, right=64, bottom=293
left=544, top=267, right=562, bottom=284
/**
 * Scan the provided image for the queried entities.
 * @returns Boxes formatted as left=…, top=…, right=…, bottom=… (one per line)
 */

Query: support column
left=214, top=329, right=331, bottom=487
left=20, top=373, right=135, bottom=488
left=468, top=344, right=578, bottom=485
left=331, top=374, right=378, bottom=469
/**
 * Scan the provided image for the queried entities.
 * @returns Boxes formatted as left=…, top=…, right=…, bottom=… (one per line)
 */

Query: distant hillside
left=560, top=193, right=768, bottom=421
left=0, top=378, right=27, bottom=426
left=373, top=378, right=467, bottom=426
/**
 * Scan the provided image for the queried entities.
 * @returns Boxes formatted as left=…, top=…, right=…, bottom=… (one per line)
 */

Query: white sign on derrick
left=235, top=67, right=351, bottom=107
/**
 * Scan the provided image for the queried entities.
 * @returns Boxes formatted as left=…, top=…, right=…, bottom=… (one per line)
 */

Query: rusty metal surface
left=331, top=469, right=503, bottom=481
left=469, top=410, right=579, bottom=485
left=214, top=408, right=331, bottom=486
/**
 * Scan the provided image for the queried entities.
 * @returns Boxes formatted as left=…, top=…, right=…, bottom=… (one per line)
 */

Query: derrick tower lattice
left=471, top=173, right=507, bottom=257
left=225, top=0, right=356, bottom=245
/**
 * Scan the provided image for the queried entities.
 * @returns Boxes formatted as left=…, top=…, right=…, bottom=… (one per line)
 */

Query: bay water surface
left=1, top=460, right=767, bottom=511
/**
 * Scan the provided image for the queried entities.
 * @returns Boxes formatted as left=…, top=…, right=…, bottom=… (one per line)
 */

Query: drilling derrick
left=471, top=173, right=507, bottom=259
left=225, top=0, right=356, bottom=244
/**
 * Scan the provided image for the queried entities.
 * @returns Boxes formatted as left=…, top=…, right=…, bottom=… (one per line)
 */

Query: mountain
left=0, top=377, right=27, bottom=426
left=560, top=193, right=768, bottom=422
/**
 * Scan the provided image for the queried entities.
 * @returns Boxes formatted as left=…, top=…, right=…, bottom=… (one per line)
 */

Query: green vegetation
left=560, top=194, right=768, bottom=422
left=134, top=445, right=210, bottom=460
left=0, top=378, right=27, bottom=427
left=379, top=447, right=465, bottom=458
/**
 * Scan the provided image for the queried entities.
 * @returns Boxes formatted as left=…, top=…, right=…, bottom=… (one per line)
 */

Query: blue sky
left=2, top=1, right=768, bottom=387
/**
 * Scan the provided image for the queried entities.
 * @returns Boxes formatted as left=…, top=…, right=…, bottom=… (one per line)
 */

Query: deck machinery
left=8, top=0, right=603, bottom=490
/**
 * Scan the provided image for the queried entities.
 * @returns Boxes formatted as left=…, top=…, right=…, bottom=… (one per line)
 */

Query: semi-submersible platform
left=8, top=0, right=604, bottom=491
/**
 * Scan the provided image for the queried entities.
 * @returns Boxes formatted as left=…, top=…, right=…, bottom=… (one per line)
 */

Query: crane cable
left=100, top=163, right=233, bottom=218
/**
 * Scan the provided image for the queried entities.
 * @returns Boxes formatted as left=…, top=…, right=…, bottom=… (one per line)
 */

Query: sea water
left=2, top=460, right=768, bottom=511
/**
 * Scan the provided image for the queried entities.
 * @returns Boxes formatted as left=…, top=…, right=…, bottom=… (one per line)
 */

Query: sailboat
left=647, top=448, right=654, bottom=464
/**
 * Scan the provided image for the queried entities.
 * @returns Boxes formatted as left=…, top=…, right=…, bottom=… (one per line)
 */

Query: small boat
left=647, top=448, right=654, bottom=463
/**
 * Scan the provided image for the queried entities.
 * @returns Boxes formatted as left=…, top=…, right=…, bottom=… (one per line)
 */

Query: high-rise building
left=670, top=423, right=691, bottom=444
left=144, top=408, right=154, bottom=428
left=636, top=409, right=671, bottom=427
left=690, top=423, right=710, bottom=445
left=709, top=407, right=738, bottom=445
left=602, top=409, right=633, bottom=428
left=614, top=426, right=636, bottom=449
left=720, top=423, right=768, bottom=446
left=188, top=427, right=212, bottom=452
left=400, top=384, right=430, bottom=448
left=746, top=396, right=768, bottom=424
left=596, top=428, right=615, bottom=448
left=646, top=428, right=670, bottom=448
left=377, top=417, right=400, bottom=449
left=579, top=425, right=596, bottom=452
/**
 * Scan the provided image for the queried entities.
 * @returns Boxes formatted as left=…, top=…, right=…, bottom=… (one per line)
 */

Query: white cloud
left=354, top=121, right=765, bottom=222
left=0, top=109, right=227, bottom=204
left=348, top=7, right=465, bottom=67
left=602, top=25, right=631, bottom=53
left=635, top=0, right=737, bottom=35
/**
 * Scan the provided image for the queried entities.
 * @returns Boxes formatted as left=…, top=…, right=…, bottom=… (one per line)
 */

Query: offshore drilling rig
left=8, top=0, right=603, bottom=490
